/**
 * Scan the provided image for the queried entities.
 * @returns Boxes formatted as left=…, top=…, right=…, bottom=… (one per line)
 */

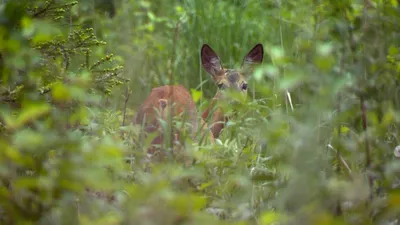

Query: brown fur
left=134, top=85, right=213, bottom=159
left=134, top=85, right=197, bottom=133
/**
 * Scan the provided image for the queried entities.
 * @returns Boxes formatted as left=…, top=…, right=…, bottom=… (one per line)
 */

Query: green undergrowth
left=0, top=0, right=399, bottom=224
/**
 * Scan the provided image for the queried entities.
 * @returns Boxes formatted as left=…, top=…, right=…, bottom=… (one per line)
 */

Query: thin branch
left=360, top=95, right=373, bottom=202
left=360, top=96, right=371, bottom=168
left=333, top=53, right=346, bottom=216
left=167, top=19, right=182, bottom=81
left=286, top=91, right=294, bottom=112
left=327, top=144, right=353, bottom=178
left=32, top=0, right=55, bottom=18
left=361, top=0, right=374, bottom=203
left=122, top=85, right=131, bottom=127
left=166, top=20, right=182, bottom=153
left=59, top=44, right=70, bottom=71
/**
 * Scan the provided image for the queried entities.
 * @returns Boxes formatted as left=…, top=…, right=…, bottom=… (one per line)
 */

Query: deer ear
left=241, top=44, right=264, bottom=72
left=201, top=44, right=223, bottom=77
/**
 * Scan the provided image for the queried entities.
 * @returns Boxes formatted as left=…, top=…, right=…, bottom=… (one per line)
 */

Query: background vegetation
left=0, top=0, right=399, bottom=224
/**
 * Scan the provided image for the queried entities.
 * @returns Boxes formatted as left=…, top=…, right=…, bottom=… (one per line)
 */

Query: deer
left=200, top=43, right=264, bottom=139
left=133, top=84, right=214, bottom=162
left=133, top=43, right=264, bottom=161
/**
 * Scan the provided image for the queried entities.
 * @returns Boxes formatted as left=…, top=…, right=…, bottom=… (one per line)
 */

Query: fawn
left=201, top=43, right=264, bottom=138
left=133, top=43, right=263, bottom=159
left=133, top=85, right=206, bottom=159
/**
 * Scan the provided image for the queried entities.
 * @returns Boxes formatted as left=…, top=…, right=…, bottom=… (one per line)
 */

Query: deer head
left=201, top=43, right=264, bottom=99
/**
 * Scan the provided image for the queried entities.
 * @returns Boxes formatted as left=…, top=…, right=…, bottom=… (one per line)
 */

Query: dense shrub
left=0, top=0, right=399, bottom=224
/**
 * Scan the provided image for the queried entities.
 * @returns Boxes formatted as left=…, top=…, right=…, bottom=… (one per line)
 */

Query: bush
left=0, top=0, right=399, bottom=224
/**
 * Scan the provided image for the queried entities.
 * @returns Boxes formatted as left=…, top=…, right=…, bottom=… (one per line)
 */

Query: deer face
left=201, top=44, right=264, bottom=98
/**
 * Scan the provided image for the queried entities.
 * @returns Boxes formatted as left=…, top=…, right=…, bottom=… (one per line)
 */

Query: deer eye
left=241, top=83, right=248, bottom=91
left=217, top=83, right=224, bottom=89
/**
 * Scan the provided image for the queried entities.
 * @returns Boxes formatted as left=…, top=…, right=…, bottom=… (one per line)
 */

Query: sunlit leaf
left=3, top=103, right=51, bottom=130
left=340, top=125, right=349, bottom=134
left=388, top=45, right=398, bottom=55
left=191, top=88, right=203, bottom=103
left=388, top=190, right=400, bottom=208
left=167, top=193, right=207, bottom=212
left=317, top=42, right=333, bottom=56
left=260, top=211, right=283, bottom=225
left=52, top=82, right=72, bottom=101
left=21, top=16, right=34, bottom=37
left=2, top=144, right=21, bottom=162
left=31, top=20, right=61, bottom=44
left=381, top=110, right=394, bottom=126
left=270, top=46, right=285, bottom=65
left=147, top=12, right=155, bottom=21
left=314, top=55, right=336, bottom=71
left=80, top=214, right=122, bottom=225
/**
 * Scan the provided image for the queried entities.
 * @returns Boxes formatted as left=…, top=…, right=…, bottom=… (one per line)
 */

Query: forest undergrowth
left=0, top=0, right=399, bottom=224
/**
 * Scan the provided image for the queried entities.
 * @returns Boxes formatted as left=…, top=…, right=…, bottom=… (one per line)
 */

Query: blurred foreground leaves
left=0, top=0, right=400, bottom=224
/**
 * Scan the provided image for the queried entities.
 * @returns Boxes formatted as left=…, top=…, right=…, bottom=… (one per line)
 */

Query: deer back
left=134, top=85, right=198, bottom=134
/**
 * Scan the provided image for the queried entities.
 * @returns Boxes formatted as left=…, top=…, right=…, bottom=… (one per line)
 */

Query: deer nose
left=241, top=83, right=248, bottom=91
left=158, top=99, right=168, bottom=109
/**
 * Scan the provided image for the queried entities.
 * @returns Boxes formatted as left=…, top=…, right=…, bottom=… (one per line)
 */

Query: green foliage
left=0, top=0, right=400, bottom=224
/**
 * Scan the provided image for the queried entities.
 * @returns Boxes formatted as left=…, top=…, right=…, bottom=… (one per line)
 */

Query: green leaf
left=317, top=42, right=333, bottom=56
left=278, top=73, right=303, bottom=91
left=388, top=45, right=398, bottom=55
left=270, top=46, right=285, bottom=65
left=3, top=103, right=51, bottom=130
left=250, top=167, right=276, bottom=181
left=340, top=125, right=349, bottom=134
left=14, top=177, right=38, bottom=189
left=2, top=144, right=21, bottom=162
left=147, top=12, right=155, bottom=21
left=13, top=129, right=45, bottom=151
left=260, top=211, right=283, bottom=225
left=52, top=82, right=72, bottom=101
left=191, top=88, right=203, bottom=103
left=167, top=193, right=207, bottom=213
left=21, top=16, right=34, bottom=37
left=31, top=20, right=61, bottom=44
left=388, top=189, right=400, bottom=208
left=314, top=55, right=336, bottom=71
